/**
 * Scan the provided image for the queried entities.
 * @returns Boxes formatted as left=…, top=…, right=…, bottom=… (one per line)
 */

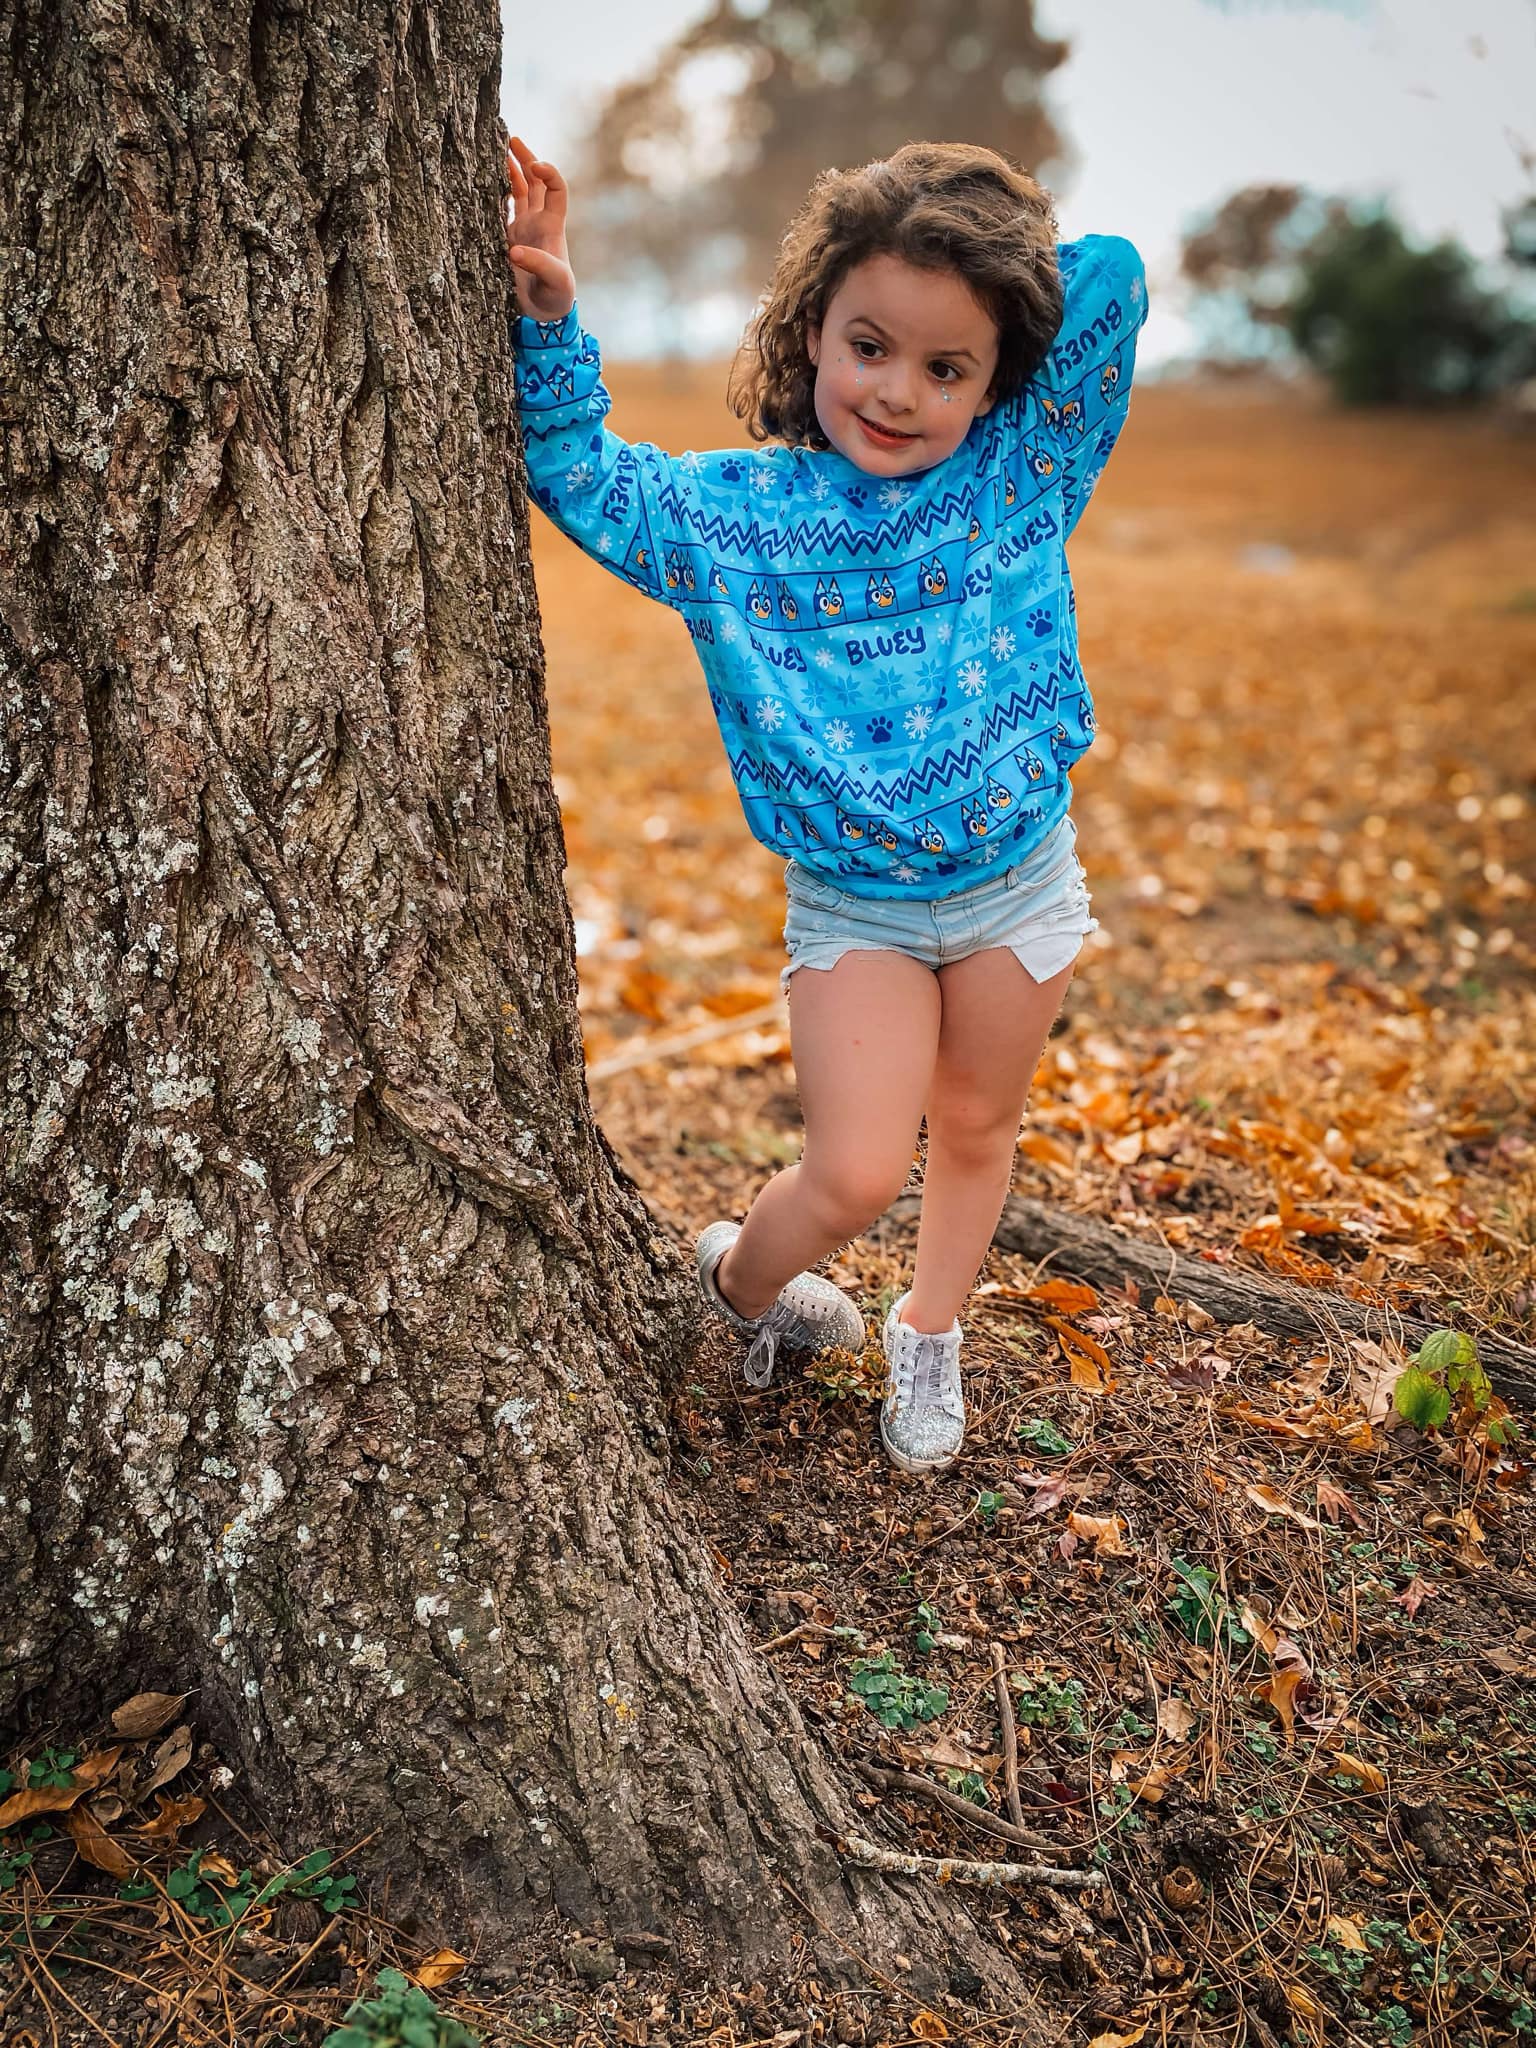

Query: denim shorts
left=780, top=815, right=1097, bottom=995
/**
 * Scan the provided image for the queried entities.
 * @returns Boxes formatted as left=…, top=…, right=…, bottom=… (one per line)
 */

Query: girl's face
left=806, top=253, right=1000, bottom=476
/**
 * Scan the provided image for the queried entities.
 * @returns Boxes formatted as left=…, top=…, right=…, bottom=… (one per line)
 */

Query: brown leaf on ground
left=1316, top=1478, right=1365, bottom=1526
left=1256, top=1669, right=1306, bottom=1740
left=65, top=1805, right=139, bottom=1879
left=1157, top=1697, right=1197, bottom=1743
left=110, top=1692, right=189, bottom=1740
left=136, top=1725, right=194, bottom=1801
left=1068, top=1511, right=1132, bottom=1556
left=415, top=1950, right=469, bottom=1990
left=1245, top=1481, right=1326, bottom=1530
left=1048, top=1316, right=1115, bottom=1391
left=136, top=1793, right=207, bottom=1839
left=1326, top=1752, right=1387, bottom=1792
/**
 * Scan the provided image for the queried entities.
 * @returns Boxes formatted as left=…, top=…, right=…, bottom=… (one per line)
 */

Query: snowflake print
left=871, top=667, right=906, bottom=705
left=1129, top=274, right=1143, bottom=304
left=935, top=617, right=954, bottom=645
left=990, top=625, right=1017, bottom=662
left=808, top=474, right=832, bottom=502
left=825, top=718, right=855, bottom=753
left=960, top=614, right=989, bottom=650
left=892, top=861, right=921, bottom=884
left=565, top=460, right=595, bottom=490
left=813, top=647, right=836, bottom=670
left=877, top=481, right=909, bottom=511
left=957, top=660, right=988, bottom=697
left=751, top=466, right=775, bottom=495
left=917, top=656, right=947, bottom=688
left=903, top=704, right=934, bottom=740
left=756, top=699, right=785, bottom=732
left=980, top=841, right=1001, bottom=863
left=597, top=532, right=614, bottom=556
left=720, top=618, right=739, bottom=643
left=680, top=450, right=704, bottom=473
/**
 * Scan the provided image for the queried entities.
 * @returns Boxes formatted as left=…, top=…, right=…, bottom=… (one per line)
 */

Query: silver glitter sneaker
left=695, top=1219, right=867, bottom=1390
left=879, top=1292, right=965, bottom=1474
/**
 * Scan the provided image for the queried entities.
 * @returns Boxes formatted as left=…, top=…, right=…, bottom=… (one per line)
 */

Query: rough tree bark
left=0, top=0, right=1035, bottom=2000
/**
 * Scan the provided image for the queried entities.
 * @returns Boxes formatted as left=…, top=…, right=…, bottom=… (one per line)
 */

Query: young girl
left=506, top=133, right=1146, bottom=1475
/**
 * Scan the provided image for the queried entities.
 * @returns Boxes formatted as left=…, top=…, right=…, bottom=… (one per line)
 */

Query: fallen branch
left=835, top=1830, right=1100, bottom=1890
left=990, top=1642, right=1025, bottom=1830
left=853, top=1761, right=1064, bottom=1851
left=586, top=999, right=785, bottom=1081
left=880, top=1192, right=1536, bottom=1409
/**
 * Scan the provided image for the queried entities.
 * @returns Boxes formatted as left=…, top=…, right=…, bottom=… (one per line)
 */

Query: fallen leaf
left=1256, top=1669, right=1305, bottom=1740
left=1285, top=1983, right=1325, bottom=2019
left=1349, top=1338, right=1405, bottom=1423
left=1315, top=1478, right=1364, bottom=1527
left=1394, top=1574, right=1436, bottom=1619
left=0, top=1747, right=123, bottom=1829
left=1067, top=1511, right=1132, bottom=1556
left=1048, top=1316, right=1115, bottom=1391
left=1089, top=2025, right=1148, bottom=2048
left=911, top=2012, right=949, bottom=2041
left=1016, top=1470, right=1075, bottom=1516
left=1026, top=1278, right=1099, bottom=1313
left=1327, top=1752, right=1386, bottom=1792
left=137, top=1793, right=207, bottom=1839
left=65, top=1805, right=139, bottom=1879
left=111, top=1692, right=189, bottom=1740
left=137, top=1725, right=194, bottom=1801
left=1124, top=1760, right=1188, bottom=1803
left=1326, top=1914, right=1368, bottom=1952
left=912, top=1732, right=997, bottom=1774
left=1156, top=1697, right=1196, bottom=1743
left=198, top=1850, right=242, bottom=1887
left=415, top=1949, right=469, bottom=1991
left=1245, top=1481, right=1325, bottom=1530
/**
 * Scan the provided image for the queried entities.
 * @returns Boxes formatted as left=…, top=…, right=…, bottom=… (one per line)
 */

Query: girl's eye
left=852, top=339, right=881, bottom=359
left=932, top=362, right=961, bottom=383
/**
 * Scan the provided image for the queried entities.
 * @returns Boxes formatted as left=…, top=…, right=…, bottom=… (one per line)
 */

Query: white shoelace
left=892, top=1327, right=962, bottom=1416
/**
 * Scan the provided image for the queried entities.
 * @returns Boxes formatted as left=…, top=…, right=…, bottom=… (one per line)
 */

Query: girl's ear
left=806, top=320, right=820, bottom=367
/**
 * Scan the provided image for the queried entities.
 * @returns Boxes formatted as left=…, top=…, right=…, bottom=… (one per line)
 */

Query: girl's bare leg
left=903, top=951, right=1075, bottom=1334
left=715, top=950, right=940, bottom=1319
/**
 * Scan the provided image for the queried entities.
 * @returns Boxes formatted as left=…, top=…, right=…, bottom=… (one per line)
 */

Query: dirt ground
left=5, top=373, right=1534, bottom=2046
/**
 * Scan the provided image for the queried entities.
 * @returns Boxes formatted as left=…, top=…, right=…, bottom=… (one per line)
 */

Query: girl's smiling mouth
left=856, top=414, right=917, bottom=448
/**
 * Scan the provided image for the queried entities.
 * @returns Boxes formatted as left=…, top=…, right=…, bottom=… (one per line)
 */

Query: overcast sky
left=500, top=0, right=1536, bottom=362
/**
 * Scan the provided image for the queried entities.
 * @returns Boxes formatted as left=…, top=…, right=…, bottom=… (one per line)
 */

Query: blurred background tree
left=569, top=0, right=1072, bottom=351
left=1180, top=182, right=1536, bottom=404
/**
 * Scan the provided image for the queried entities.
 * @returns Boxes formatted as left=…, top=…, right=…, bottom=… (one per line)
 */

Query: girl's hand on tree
left=505, top=135, right=576, bottom=321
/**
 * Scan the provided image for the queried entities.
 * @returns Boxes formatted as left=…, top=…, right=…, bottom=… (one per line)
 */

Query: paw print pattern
left=1025, top=607, right=1053, bottom=638
left=720, top=458, right=743, bottom=482
left=867, top=715, right=893, bottom=744
left=844, top=484, right=868, bottom=509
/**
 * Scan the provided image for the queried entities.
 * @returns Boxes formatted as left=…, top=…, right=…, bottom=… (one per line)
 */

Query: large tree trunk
left=0, top=0, right=1029, bottom=1999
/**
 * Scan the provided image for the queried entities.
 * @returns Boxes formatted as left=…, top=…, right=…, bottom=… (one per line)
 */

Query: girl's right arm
left=506, top=137, right=703, bottom=614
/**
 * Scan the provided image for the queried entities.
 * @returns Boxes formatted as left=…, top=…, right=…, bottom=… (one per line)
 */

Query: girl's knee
left=926, top=1093, right=1022, bottom=1165
left=800, top=1152, right=912, bottom=1234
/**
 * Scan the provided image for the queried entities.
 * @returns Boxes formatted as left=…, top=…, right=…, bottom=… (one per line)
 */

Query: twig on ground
left=835, top=1831, right=1101, bottom=1890
left=756, top=1621, right=842, bottom=1655
left=990, top=1642, right=1025, bottom=1829
left=853, top=1761, right=1064, bottom=1852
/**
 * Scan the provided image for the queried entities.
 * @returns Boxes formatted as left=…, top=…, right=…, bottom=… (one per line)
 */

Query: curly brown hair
left=727, top=141, right=1064, bottom=452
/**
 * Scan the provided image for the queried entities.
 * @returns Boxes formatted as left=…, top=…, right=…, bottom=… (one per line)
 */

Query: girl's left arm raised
left=1016, top=235, right=1149, bottom=539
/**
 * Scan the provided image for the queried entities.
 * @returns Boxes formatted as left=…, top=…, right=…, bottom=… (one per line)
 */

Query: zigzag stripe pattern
left=511, top=235, right=1147, bottom=897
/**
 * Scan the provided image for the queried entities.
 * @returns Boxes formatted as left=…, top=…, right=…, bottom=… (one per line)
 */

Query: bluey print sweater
left=512, top=236, right=1147, bottom=900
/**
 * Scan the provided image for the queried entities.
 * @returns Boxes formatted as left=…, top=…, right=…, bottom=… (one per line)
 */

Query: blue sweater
left=513, top=236, right=1147, bottom=899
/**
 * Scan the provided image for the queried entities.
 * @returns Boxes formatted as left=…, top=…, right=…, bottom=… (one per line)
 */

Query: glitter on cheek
left=939, top=387, right=952, bottom=403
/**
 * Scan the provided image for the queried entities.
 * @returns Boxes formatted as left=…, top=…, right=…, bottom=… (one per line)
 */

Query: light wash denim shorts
left=780, top=815, right=1097, bottom=996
